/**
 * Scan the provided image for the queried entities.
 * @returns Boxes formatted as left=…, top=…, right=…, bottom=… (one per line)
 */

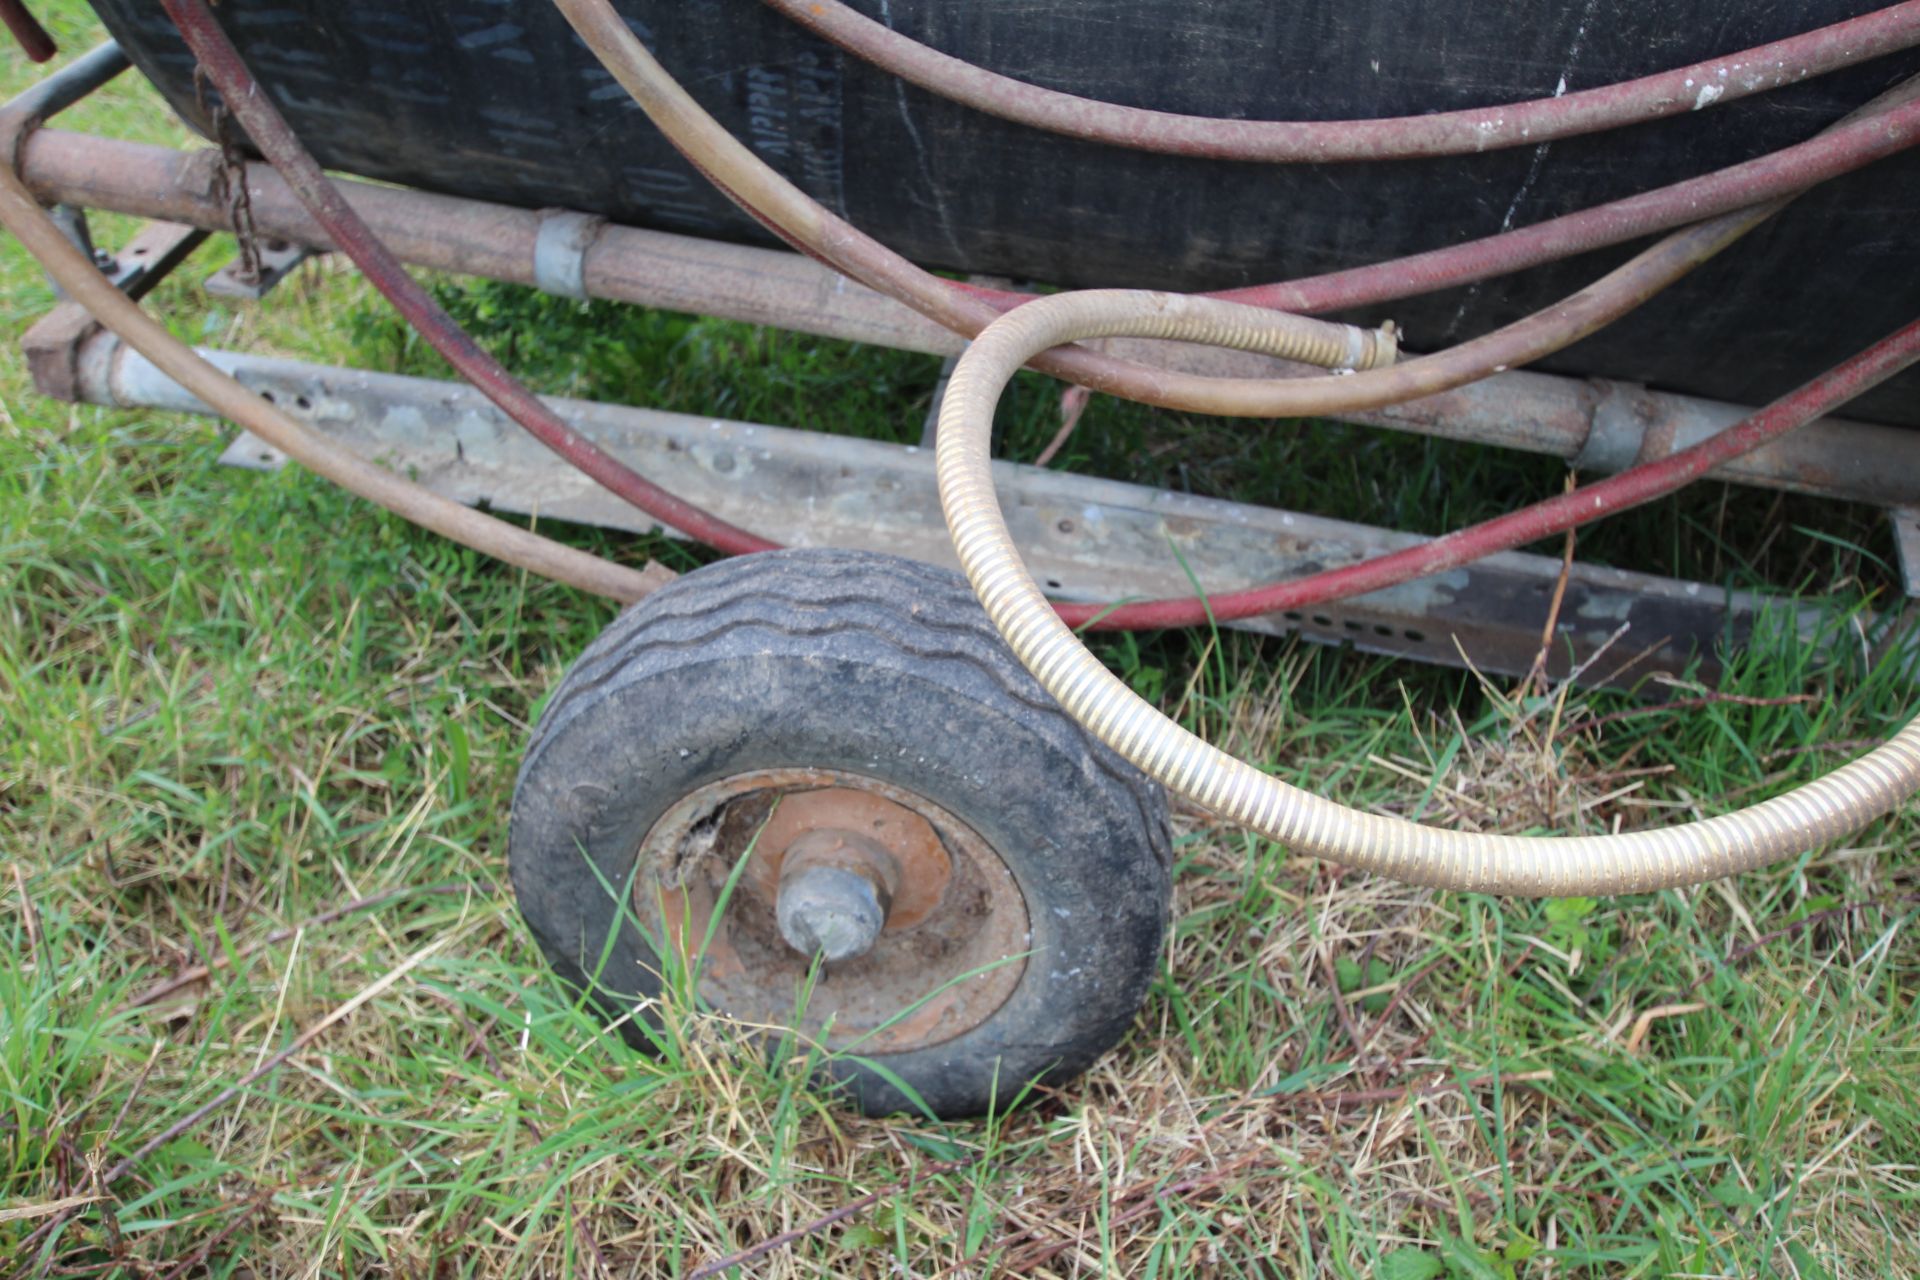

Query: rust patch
left=637, top=768, right=1028, bottom=1054
left=746, top=783, right=951, bottom=929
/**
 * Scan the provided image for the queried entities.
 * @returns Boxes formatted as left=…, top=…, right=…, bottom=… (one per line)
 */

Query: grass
left=5, top=6, right=1920, bottom=1276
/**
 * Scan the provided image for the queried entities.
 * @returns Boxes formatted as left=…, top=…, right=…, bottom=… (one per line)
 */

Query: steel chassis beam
left=46, top=318, right=1827, bottom=689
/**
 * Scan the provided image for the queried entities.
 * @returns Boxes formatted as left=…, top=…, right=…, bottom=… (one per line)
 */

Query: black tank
left=87, top=1, right=1920, bottom=424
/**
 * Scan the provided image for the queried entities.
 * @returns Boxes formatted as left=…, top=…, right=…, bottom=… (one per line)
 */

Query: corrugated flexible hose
left=935, top=290, right=1920, bottom=896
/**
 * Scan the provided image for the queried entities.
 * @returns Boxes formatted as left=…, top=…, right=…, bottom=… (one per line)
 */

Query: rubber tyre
left=509, top=548, right=1172, bottom=1118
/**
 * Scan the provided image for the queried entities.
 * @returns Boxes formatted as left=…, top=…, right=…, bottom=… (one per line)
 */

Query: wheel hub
left=634, top=768, right=1030, bottom=1053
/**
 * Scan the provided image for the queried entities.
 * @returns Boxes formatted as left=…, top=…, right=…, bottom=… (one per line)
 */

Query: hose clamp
left=1575, top=379, right=1650, bottom=474
left=533, top=207, right=606, bottom=301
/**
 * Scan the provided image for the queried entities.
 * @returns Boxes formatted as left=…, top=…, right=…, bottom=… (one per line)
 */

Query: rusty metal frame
left=9, top=53, right=1912, bottom=688
left=41, top=311, right=1837, bottom=688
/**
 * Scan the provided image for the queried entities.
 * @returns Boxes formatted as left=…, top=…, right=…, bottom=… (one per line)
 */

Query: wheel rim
left=633, top=768, right=1031, bottom=1053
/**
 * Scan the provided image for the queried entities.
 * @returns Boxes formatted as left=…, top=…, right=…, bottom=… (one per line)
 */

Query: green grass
left=5, top=7, right=1920, bottom=1276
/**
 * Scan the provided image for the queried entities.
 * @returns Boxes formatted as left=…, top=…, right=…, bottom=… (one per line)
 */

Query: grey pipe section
left=0, top=41, right=126, bottom=160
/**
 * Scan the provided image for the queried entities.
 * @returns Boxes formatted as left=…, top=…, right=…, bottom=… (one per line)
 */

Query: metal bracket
left=919, top=351, right=960, bottom=447
left=1890, top=507, right=1920, bottom=598
left=43, top=202, right=154, bottom=297
left=20, top=219, right=206, bottom=400
left=47, top=202, right=103, bottom=262
left=203, top=237, right=317, bottom=299
left=219, top=429, right=289, bottom=472
left=532, top=208, right=606, bottom=300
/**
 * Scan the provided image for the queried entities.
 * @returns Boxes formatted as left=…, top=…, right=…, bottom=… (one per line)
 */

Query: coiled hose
left=936, top=291, right=1920, bottom=896
left=552, top=0, right=1920, bottom=411
left=17, top=30, right=1918, bottom=892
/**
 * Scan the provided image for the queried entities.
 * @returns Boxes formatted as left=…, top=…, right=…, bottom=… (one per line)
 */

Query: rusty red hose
left=765, top=0, right=1920, bottom=163
left=1218, top=86, right=1920, bottom=314
left=559, top=0, right=1920, bottom=413
left=1059, top=312, right=1920, bottom=630
left=944, top=85, right=1920, bottom=317
left=1, top=0, right=53, bottom=63
left=161, top=0, right=776, bottom=556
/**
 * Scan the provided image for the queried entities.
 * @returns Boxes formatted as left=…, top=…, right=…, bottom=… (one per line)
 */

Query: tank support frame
left=11, top=44, right=1917, bottom=688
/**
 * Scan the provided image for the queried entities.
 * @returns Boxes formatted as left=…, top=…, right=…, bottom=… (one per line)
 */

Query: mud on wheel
left=509, top=548, right=1173, bottom=1117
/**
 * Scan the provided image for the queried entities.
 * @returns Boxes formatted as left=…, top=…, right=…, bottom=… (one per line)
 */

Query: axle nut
left=775, top=828, right=901, bottom=963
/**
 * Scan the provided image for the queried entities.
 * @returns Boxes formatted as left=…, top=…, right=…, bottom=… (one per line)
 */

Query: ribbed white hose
left=936, top=290, right=1920, bottom=895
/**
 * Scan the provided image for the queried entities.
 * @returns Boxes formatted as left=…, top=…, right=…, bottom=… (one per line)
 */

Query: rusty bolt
left=775, top=828, right=901, bottom=963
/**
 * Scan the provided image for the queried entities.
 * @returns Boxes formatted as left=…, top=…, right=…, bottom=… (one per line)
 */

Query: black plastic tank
left=86, top=1, right=1920, bottom=424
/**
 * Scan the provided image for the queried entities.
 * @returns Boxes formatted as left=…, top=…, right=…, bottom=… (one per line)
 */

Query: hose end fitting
left=1364, top=318, right=1401, bottom=369
left=1337, top=317, right=1400, bottom=371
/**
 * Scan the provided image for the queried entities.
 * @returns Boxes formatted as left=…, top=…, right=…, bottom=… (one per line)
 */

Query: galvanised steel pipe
left=764, top=0, right=1920, bottom=162
left=936, top=291, right=1920, bottom=894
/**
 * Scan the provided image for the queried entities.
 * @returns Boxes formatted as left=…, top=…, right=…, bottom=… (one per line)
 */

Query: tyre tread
left=527, top=551, right=1170, bottom=869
